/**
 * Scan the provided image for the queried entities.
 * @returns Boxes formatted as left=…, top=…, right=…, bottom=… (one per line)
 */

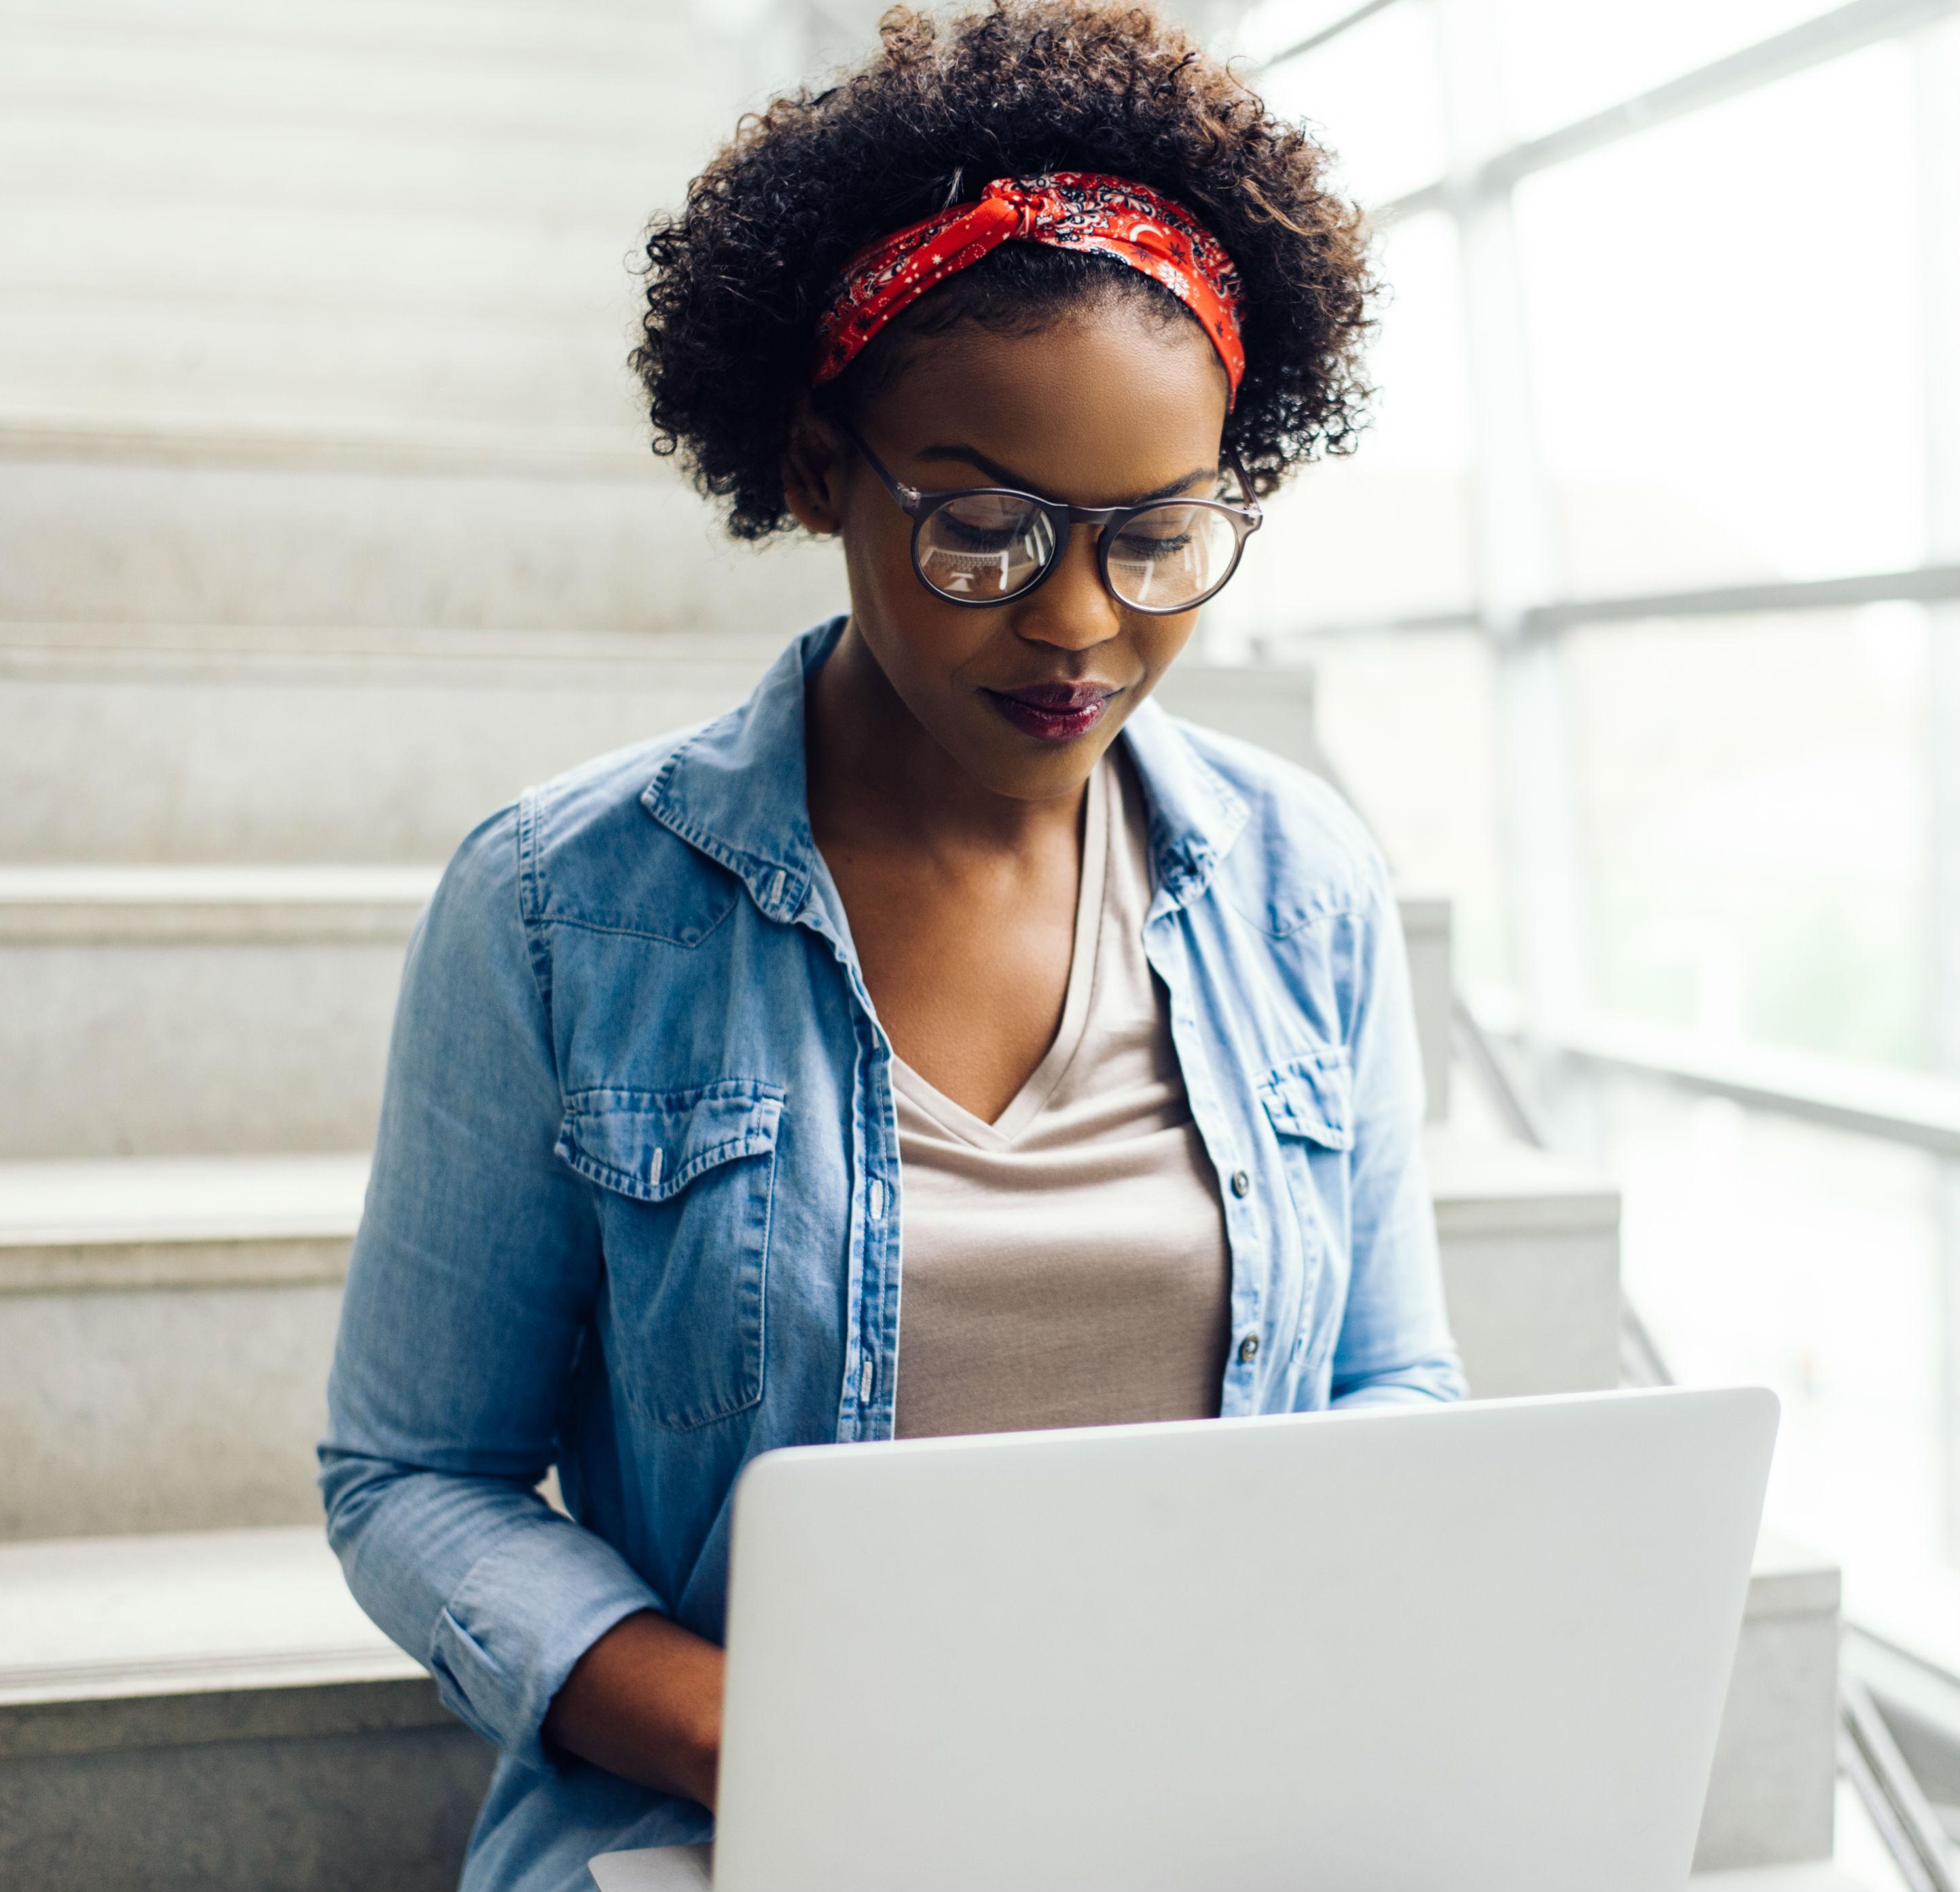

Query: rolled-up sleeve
left=1325, top=857, right=1466, bottom=1410
left=319, top=807, right=661, bottom=1771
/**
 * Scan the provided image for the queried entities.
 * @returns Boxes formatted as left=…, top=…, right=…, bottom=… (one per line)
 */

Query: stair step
left=1425, top=1124, right=1622, bottom=1398
left=0, top=1124, right=1605, bottom=1535
left=0, top=848, right=1451, bottom=1161
left=0, top=621, right=791, bottom=861
left=0, top=1154, right=363, bottom=1537
left=0, top=1152, right=365, bottom=1292
left=0, top=6, right=791, bottom=418
left=3, top=8, right=756, bottom=153
left=1699, top=1532, right=1843, bottom=1872
left=0, top=917, right=405, bottom=1161
left=0, top=1525, right=491, bottom=1892
left=5, top=83, right=700, bottom=223
left=0, top=450, right=848, bottom=632
left=0, top=1525, right=411, bottom=1700
left=0, top=862, right=439, bottom=941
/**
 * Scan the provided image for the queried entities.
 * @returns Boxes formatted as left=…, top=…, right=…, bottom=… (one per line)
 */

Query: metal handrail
left=1845, top=1673, right=1960, bottom=1892
left=1254, top=561, right=1960, bottom=651
left=1449, top=993, right=1546, bottom=1147
left=1448, top=993, right=1675, bottom=1381
left=1250, top=0, right=1400, bottom=71
left=1478, top=1005, right=1960, bottom=1163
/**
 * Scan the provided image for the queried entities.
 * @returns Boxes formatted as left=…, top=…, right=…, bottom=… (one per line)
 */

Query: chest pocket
left=1257, top=1050, right=1354, bottom=1351
left=557, top=1081, right=784, bottom=1432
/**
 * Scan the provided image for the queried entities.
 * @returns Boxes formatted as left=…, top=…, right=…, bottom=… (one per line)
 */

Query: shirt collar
left=1118, top=692, right=1250, bottom=913
left=640, top=616, right=1249, bottom=920
left=638, top=618, right=840, bottom=927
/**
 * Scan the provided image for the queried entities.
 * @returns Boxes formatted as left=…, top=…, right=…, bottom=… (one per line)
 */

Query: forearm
left=543, top=1610, right=726, bottom=1809
left=320, top=1450, right=662, bottom=1766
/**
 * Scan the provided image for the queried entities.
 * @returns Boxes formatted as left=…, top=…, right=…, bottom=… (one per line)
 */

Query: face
left=786, top=306, right=1232, bottom=803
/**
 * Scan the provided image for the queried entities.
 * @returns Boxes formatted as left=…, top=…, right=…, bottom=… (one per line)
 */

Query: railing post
left=1434, top=0, right=1598, bottom=1152
left=1920, top=12, right=1960, bottom=1561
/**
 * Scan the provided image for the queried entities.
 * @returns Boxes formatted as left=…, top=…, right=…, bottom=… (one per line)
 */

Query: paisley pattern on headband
left=812, top=172, right=1246, bottom=401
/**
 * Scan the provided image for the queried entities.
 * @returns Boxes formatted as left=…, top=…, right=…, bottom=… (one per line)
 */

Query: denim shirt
left=319, top=617, right=1463, bottom=1892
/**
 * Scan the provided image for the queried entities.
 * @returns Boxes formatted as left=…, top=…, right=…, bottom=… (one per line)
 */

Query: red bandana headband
left=813, top=172, right=1246, bottom=402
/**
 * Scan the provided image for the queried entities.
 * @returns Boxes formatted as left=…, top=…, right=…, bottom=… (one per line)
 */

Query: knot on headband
left=812, top=172, right=1246, bottom=401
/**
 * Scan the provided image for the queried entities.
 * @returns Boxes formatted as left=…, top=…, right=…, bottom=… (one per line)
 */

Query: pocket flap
left=1258, top=1051, right=1354, bottom=1151
left=557, top=1083, right=784, bottom=1203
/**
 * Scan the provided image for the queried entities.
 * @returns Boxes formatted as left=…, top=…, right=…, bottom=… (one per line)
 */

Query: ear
left=781, top=402, right=852, bottom=536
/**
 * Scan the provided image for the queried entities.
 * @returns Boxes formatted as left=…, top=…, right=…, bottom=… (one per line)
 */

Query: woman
left=321, top=4, right=1463, bottom=1886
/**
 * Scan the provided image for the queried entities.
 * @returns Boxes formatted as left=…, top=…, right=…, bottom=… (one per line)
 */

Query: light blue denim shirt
left=320, top=617, right=1463, bottom=1892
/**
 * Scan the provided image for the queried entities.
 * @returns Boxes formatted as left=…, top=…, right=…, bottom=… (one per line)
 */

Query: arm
left=320, top=807, right=692, bottom=1779
left=1326, top=859, right=1466, bottom=1408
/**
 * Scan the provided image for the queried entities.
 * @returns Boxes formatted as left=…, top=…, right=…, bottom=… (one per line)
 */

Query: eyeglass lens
left=913, top=496, right=1239, bottom=610
left=1103, top=504, right=1241, bottom=610
left=914, top=494, right=1058, bottom=600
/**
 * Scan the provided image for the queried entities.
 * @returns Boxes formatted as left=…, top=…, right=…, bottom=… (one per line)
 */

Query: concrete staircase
left=0, top=1, right=855, bottom=1880
left=0, top=629, right=782, bottom=1158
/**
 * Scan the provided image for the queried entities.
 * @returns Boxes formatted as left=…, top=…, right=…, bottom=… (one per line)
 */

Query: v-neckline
left=891, top=759, right=1113, bottom=1151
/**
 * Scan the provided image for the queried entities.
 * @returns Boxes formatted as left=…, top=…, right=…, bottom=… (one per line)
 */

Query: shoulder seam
left=514, top=787, right=557, bottom=1040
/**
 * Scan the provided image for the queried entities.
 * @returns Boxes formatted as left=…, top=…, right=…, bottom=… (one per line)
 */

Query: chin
left=960, top=730, right=1111, bottom=801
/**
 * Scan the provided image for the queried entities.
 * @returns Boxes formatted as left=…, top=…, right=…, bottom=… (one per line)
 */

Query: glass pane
left=1205, top=210, right=1475, bottom=643
left=1249, top=0, right=1449, bottom=207
left=1515, top=43, right=1923, bottom=595
left=1567, top=607, right=1929, bottom=1069
left=1602, top=1075, right=1960, bottom=1671
left=1491, top=0, right=1855, bottom=142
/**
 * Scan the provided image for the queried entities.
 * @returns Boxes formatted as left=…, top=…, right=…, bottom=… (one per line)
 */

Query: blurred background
left=1, top=0, right=1957, bottom=1884
left=1212, top=0, right=1960, bottom=1681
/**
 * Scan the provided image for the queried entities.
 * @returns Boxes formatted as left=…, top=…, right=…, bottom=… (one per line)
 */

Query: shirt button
left=1238, top=1333, right=1260, bottom=1364
left=1230, top=1169, right=1251, bottom=1197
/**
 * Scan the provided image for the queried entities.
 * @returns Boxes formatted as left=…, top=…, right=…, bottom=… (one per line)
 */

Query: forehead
left=855, top=308, right=1229, bottom=506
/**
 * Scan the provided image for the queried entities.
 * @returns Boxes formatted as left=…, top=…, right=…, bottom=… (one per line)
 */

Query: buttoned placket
left=776, top=867, right=902, bottom=1445
left=851, top=1015, right=902, bottom=1440
left=1140, top=852, right=1268, bottom=1418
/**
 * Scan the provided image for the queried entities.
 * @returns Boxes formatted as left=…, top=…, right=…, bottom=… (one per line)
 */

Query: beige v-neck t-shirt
left=890, top=754, right=1233, bottom=1439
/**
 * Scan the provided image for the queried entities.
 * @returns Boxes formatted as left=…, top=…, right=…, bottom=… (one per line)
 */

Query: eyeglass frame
left=835, top=418, right=1263, bottom=616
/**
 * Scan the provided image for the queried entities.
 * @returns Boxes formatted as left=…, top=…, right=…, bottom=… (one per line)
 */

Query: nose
left=1009, top=524, right=1123, bottom=653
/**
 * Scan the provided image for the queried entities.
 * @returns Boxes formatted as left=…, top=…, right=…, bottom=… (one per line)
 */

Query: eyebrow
left=913, top=442, right=1218, bottom=507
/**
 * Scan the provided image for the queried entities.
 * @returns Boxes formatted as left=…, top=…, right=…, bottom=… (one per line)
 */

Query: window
left=1228, top=0, right=1960, bottom=1671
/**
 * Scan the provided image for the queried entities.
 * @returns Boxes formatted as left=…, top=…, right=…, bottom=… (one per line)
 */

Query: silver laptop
left=646, top=1386, right=1777, bottom=1892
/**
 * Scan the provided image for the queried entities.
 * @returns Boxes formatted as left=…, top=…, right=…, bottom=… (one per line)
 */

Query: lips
left=985, top=681, right=1117, bottom=743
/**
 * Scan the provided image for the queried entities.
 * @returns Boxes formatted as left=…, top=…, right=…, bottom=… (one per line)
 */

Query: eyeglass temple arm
left=833, top=418, right=929, bottom=515
left=1227, top=452, right=1263, bottom=523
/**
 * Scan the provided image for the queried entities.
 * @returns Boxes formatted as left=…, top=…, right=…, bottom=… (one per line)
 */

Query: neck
left=805, top=619, right=1088, bottom=860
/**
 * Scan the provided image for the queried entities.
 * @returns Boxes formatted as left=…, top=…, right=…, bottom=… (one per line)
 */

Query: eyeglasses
left=837, top=420, right=1262, bottom=615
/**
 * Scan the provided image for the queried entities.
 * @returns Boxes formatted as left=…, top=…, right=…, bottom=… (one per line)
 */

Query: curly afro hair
left=633, top=0, right=1374, bottom=541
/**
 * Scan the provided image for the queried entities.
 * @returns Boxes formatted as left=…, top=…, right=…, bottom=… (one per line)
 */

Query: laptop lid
left=714, top=1386, right=1777, bottom=1892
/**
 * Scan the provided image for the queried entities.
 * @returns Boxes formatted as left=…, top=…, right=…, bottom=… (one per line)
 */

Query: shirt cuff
left=427, top=1514, right=665, bottom=1773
